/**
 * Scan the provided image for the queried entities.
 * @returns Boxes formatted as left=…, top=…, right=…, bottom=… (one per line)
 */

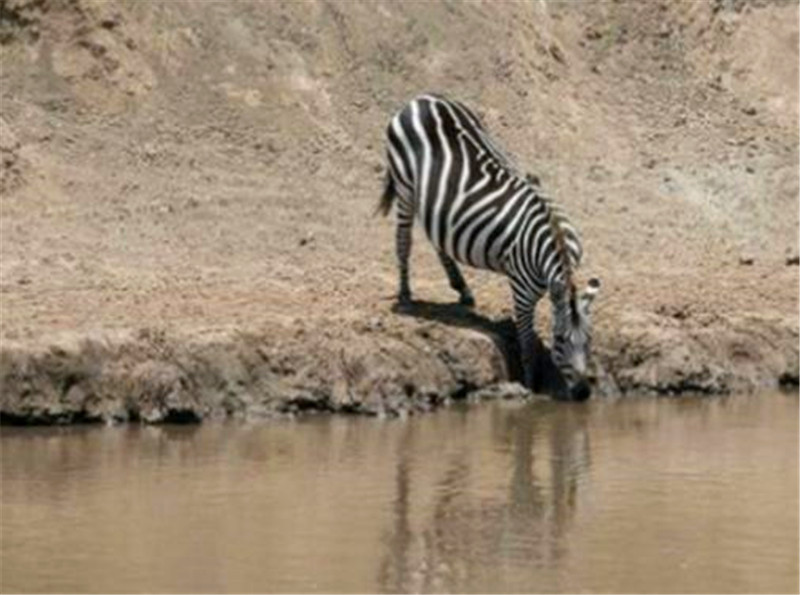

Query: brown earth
left=0, top=0, right=798, bottom=423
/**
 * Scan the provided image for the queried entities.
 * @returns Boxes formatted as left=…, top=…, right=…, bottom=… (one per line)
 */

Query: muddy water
left=1, top=394, right=797, bottom=594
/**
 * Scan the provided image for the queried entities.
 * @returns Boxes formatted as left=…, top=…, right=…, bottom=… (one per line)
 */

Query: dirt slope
left=1, top=0, right=798, bottom=422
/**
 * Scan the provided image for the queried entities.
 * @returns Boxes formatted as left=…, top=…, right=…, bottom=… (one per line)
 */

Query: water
left=1, top=393, right=797, bottom=594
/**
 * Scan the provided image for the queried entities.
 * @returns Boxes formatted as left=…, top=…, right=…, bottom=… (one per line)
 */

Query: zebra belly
left=416, top=198, right=511, bottom=275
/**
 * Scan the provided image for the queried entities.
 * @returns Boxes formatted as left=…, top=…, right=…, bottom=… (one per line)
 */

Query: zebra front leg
left=395, top=203, right=414, bottom=308
left=510, top=284, right=540, bottom=390
left=436, top=250, right=475, bottom=307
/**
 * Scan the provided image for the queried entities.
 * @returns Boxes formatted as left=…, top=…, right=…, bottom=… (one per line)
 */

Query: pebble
left=365, top=317, right=384, bottom=332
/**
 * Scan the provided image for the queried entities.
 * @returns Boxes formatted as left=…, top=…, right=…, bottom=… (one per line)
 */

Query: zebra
left=378, top=93, right=601, bottom=401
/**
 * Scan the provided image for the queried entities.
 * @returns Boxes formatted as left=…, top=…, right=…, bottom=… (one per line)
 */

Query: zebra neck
left=549, top=286, right=573, bottom=336
left=547, top=206, right=574, bottom=286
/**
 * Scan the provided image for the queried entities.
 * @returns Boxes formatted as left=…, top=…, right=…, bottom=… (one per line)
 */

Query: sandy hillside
left=0, top=0, right=798, bottom=423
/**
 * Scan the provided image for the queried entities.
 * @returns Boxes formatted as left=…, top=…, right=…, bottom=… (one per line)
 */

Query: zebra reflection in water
left=377, top=403, right=592, bottom=593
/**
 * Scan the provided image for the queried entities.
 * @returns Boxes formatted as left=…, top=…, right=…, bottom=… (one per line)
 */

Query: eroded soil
left=1, top=0, right=798, bottom=423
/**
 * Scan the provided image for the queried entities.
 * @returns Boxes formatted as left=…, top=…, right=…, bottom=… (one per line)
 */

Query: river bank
left=2, top=291, right=796, bottom=424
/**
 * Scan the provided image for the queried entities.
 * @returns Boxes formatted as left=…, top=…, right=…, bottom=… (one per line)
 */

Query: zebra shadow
left=393, top=300, right=568, bottom=398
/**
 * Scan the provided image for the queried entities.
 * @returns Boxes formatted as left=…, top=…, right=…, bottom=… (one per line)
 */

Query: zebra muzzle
left=569, top=379, right=592, bottom=401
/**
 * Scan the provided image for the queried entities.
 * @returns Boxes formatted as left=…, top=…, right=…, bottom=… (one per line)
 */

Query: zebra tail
left=376, top=171, right=395, bottom=217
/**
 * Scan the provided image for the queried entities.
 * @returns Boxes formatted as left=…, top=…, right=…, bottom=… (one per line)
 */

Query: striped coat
left=380, top=94, right=600, bottom=400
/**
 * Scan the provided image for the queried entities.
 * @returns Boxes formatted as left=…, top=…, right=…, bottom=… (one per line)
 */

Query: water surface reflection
left=2, top=394, right=797, bottom=593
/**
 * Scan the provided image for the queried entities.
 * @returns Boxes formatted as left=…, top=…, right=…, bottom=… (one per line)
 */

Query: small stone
left=585, top=27, right=603, bottom=41
left=742, top=106, right=757, bottom=116
left=738, top=255, right=754, bottom=266
left=525, top=172, right=541, bottom=186
left=141, top=143, right=158, bottom=161
left=786, top=255, right=799, bottom=266
left=548, top=42, right=566, bottom=64
left=745, top=165, right=755, bottom=174
left=365, top=317, right=384, bottom=332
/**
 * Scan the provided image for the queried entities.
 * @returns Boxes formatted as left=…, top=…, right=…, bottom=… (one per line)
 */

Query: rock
left=742, top=106, right=757, bottom=116
left=468, top=382, right=539, bottom=402
left=100, top=15, right=121, bottom=30
left=786, top=255, right=799, bottom=266
left=738, top=255, right=754, bottom=266
left=141, top=143, right=159, bottom=161
left=585, top=27, right=603, bottom=41
left=548, top=42, right=566, bottom=64
left=130, top=361, right=201, bottom=424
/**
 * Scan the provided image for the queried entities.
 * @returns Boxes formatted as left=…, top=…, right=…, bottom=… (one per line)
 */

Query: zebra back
left=384, top=94, right=582, bottom=290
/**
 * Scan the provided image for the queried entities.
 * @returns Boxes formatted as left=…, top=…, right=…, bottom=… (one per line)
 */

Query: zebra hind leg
left=437, top=250, right=475, bottom=307
left=395, top=202, right=414, bottom=309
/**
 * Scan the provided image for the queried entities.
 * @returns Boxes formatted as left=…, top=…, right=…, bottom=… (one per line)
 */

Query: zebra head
left=551, top=277, right=601, bottom=401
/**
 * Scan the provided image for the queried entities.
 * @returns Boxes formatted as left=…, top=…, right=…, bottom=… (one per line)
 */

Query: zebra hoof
left=393, top=294, right=414, bottom=313
left=459, top=293, right=475, bottom=308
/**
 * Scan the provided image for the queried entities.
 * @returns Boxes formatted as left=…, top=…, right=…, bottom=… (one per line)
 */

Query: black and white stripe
left=379, top=94, right=600, bottom=400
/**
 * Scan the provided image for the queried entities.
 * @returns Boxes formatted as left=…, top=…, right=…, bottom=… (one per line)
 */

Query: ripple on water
left=1, top=393, right=797, bottom=594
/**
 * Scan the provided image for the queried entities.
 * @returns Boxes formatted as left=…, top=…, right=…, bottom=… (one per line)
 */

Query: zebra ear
left=580, top=277, right=601, bottom=310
